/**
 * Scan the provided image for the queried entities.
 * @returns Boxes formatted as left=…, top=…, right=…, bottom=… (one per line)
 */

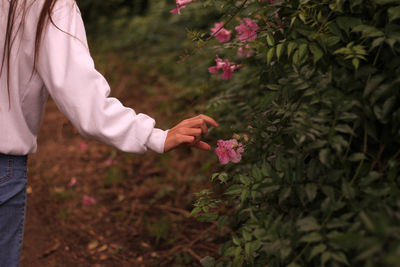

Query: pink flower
left=82, top=195, right=96, bottom=206
left=238, top=44, right=254, bottom=58
left=210, top=22, right=232, bottom=43
left=79, top=142, right=88, bottom=151
left=105, top=158, right=118, bottom=166
left=235, top=18, right=259, bottom=42
left=208, top=55, right=240, bottom=80
left=215, top=139, right=244, bottom=165
left=68, top=177, right=78, bottom=188
left=170, top=0, right=192, bottom=14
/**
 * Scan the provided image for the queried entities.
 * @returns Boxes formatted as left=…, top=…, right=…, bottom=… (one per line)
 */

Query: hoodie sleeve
left=35, top=0, right=167, bottom=154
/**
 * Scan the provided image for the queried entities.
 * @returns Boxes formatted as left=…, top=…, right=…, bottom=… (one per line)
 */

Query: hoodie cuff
left=146, top=128, right=168, bottom=154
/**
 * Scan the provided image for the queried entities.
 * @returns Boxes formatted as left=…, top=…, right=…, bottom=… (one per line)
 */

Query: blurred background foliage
left=77, top=0, right=220, bottom=93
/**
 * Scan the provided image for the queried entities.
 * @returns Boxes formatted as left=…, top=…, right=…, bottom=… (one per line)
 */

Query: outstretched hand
left=164, top=114, right=219, bottom=153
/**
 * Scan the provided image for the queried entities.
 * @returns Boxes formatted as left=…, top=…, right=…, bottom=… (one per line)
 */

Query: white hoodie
left=0, top=0, right=168, bottom=155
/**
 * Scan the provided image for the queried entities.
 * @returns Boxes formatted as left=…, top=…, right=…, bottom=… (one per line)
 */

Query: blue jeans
left=0, top=154, right=27, bottom=267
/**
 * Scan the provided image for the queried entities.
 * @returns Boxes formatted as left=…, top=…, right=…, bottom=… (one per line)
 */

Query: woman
left=0, top=0, right=218, bottom=265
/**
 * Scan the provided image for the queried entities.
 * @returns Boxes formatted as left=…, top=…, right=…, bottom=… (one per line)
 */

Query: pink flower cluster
left=208, top=55, right=240, bottom=80
left=215, top=139, right=244, bottom=165
left=170, top=3, right=263, bottom=80
left=235, top=18, right=259, bottom=42
left=170, top=0, right=192, bottom=14
left=211, top=18, right=259, bottom=43
left=210, top=22, right=232, bottom=43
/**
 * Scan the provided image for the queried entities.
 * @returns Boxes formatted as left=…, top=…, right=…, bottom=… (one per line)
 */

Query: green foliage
left=186, top=0, right=400, bottom=266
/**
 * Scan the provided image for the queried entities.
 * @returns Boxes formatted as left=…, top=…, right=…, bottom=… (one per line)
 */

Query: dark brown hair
left=1, top=0, right=58, bottom=102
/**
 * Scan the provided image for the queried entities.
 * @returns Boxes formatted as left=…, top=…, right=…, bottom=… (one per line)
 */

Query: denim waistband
left=0, top=153, right=28, bottom=165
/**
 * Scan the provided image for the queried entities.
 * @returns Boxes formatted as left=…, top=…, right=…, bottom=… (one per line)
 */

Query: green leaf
left=334, top=47, right=353, bottom=55
left=348, top=153, right=366, bottom=162
left=293, top=50, right=300, bottom=65
left=240, top=189, right=250, bottom=203
left=309, top=43, right=323, bottom=63
left=190, top=207, right=202, bottom=216
left=354, top=244, right=381, bottom=261
left=244, top=242, right=252, bottom=258
left=319, top=149, right=331, bottom=166
left=332, top=251, right=349, bottom=265
left=233, top=236, right=241, bottom=246
left=267, top=33, right=275, bottom=46
left=388, top=6, right=400, bottom=22
left=267, top=47, right=275, bottom=65
left=326, top=36, right=341, bottom=46
left=335, top=124, right=355, bottom=136
left=252, top=165, right=262, bottom=182
left=279, top=187, right=292, bottom=204
left=309, top=244, right=327, bottom=260
left=359, top=211, right=375, bottom=231
left=250, top=240, right=261, bottom=253
left=197, top=213, right=218, bottom=222
left=297, top=216, right=321, bottom=232
left=287, top=42, right=298, bottom=57
left=240, top=175, right=251, bottom=186
left=358, top=171, right=381, bottom=187
left=298, top=43, right=308, bottom=59
left=371, top=37, right=385, bottom=50
left=276, top=43, right=284, bottom=60
left=305, top=183, right=318, bottom=202
left=353, top=25, right=384, bottom=38
left=382, top=96, right=397, bottom=119
left=321, top=251, right=332, bottom=266
left=211, top=172, right=229, bottom=184
left=243, top=230, right=252, bottom=242
left=225, top=184, right=242, bottom=195
left=261, top=161, right=272, bottom=177
left=200, top=256, right=216, bottom=267
left=300, top=232, right=322, bottom=243
left=352, top=58, right=360, bottom=70
left=261, top=185, right=281, bottom=194
left=364, top=75, right=384, bottom=98
left=223, top=246, right=236, bottom=257
left=336, top=16, right=362, bottom=35
left=342, top=180, right=355, bottom=199
left=373, top=0, right=400, bottom=4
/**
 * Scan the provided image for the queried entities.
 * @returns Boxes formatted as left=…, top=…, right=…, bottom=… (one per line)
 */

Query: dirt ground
left=20, top=55, right=224, bottom=266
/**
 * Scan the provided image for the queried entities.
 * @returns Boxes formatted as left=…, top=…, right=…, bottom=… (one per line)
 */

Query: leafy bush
left=180, top=0, right=400, bottom=266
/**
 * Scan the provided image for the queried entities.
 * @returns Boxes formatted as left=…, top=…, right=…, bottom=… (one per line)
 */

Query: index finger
left=197, top=114, right=219, bottom=127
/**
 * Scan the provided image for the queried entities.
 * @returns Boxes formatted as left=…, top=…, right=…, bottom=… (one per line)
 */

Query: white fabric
left=0, top=0, right=168, bottom=155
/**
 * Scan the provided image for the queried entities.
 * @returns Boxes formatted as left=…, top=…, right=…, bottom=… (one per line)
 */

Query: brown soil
left=20, top=55, right=224, bottom=267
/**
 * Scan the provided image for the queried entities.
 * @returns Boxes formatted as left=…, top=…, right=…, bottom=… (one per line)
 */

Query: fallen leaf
left=97, top=244, right=108, bottom=252
left=88, top=240, right=99, bottom=250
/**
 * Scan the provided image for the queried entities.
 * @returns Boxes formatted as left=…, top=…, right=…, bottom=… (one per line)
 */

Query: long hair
left=1, top=0, right=58, bottom=103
